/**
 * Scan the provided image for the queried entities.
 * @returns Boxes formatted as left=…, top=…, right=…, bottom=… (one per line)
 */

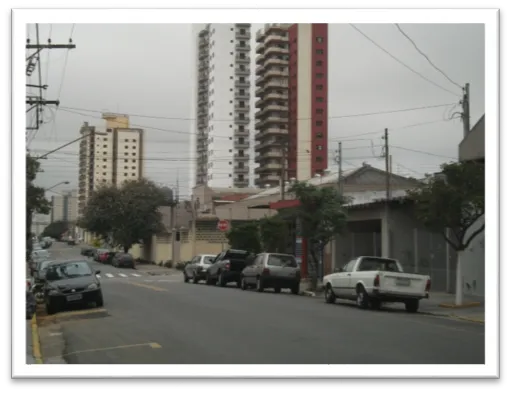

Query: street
left=37, top=244, right=485, bottom=364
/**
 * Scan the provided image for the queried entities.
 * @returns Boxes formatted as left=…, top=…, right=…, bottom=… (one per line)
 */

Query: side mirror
left=95, top=270, right=101, bottom=275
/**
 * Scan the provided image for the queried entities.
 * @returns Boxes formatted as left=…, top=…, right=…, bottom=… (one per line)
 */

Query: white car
left=322, top=256, right=431, bottom=313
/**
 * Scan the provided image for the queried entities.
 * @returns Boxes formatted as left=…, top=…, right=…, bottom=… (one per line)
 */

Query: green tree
left=288, top=182, right=348, bottom=290
left=225, top=222, right=262, bottom=253
left=407, top=160, right=485, bottom=304
left=259, top=214, right=289, bottom=253
left=26, top=154, right=51, bottom=259
left=79, top=179, right=167, bottom=252
left=41, top=220, right=69, bottom=239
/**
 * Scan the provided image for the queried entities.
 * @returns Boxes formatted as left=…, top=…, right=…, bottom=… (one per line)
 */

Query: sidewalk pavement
left=26, top=320, right=36, bottom=364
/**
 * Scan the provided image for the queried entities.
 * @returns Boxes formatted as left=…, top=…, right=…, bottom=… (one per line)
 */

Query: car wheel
left=192, top=272, right=199, bottom=284
left=46, top=300, right=57, bottom=315
left=356, top=286, right=370, bottom=309
left=405, top=299, right=420, bottom=313
left=96, top=292, right=104, bottom=307
left=205, top=273, right=212, bottom=285
left=240, top=276, right=247, bottom=290
left=274, top=287, right=281, bottom=294
left=291, top=284, right=300, bottom=295
left=325, top=285, right=336, bottom=303
left=217, top=272, right=226, bottom=287
left=370, top=299, right=382, bottom=310
left=184, top=272, right=189, bottom=283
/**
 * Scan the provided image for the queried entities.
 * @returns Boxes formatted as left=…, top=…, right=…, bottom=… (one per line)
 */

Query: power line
left=394, top=24, right=463, bottom=90
left=59, top=102, right=457, bottom=123
left=349, top=23, right=460, bottom=97
left=391, top=145, right=457, bottom=160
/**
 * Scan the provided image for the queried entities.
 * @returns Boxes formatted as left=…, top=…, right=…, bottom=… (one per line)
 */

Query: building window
left=125, top=145, right=129, bottom=149
left=316, top=145, right=323, bottom=151
left=132, top=159, right=136, bottom=163
left=103, top=165, right=107, bottom=168
left=316, top=132, right=324, bottom=138
left=124, top=159, right=128, bottom=163
left=132, top=166, right=136, bottom=169
left=104, top=138, right=108, bottom=141
left=124, top=166, right=128, bottom=169
left=107, top=129, right=112, bottom=133
left=316, top=49, right=324, bottom=54
left=124, top=173, right=128, bottom=176
left=316, top=97, right=324, bottom=102
left=103, top=152, right=107, bottom=155
left=103, top=144, right=107, bottom=148
left=316, top=37, right=324, bottom=43
left=125, top=152, right=128, bottom=156
left=103, top=172, right=107, bottom=175
left=316, top=108, right=324, bottom=114
left=316, top=156, right=323, bottom=162
left=316, top=85, right=323, bottom=90
left=316, top=73, right=324, bottom=78
left=316, top=60, right=323, bottom=66
left=316, top=120, right=323, bottom=126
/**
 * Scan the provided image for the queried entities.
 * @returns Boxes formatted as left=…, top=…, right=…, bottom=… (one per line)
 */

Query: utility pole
left=462, top=83, right=471, bottom=137
left=382, top=128, right=391, bottom=258
left=336, top=141, right=343, bottom=196
left=26, top=24, right=76, bottom=138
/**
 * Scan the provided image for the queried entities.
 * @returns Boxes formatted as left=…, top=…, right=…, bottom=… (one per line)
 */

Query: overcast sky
left=27, top=23, right=485, bottom=199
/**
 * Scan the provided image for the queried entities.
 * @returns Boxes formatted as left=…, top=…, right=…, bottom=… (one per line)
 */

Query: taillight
left=425, top=279, right=431, bottom=292
left=373, top=274, right=380, bottom=287
left=262, top=268, right=270, bottom=275
left=225, top=263, right=230, bottom=270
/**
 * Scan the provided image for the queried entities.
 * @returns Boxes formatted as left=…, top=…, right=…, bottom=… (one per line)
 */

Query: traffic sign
left=217, top=220, right=229, bottom=232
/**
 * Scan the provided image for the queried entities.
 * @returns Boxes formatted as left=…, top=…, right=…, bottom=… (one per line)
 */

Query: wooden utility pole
left=26, top=24, right=76, bottom=136
left=462, top=83, right=471, bottom=137
left=382, top=128, right=391, bottom=258
left=336, top=141, right=343, bottom=196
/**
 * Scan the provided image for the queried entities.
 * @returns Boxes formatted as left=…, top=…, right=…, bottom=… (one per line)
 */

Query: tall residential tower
left=254, top=23, right=328, bottom=187
left=193, top=23, right=253, bottom=189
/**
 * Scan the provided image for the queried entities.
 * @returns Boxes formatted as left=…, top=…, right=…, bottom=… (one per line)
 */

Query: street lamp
left=45, top=181, right=70, bottom=192
left=36, top=131, right=108, bottom=160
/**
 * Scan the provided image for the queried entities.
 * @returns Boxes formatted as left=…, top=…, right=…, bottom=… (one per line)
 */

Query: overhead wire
left=394, top=24, right=463, bottom=90
left=349, top=23, right=460, bottom=97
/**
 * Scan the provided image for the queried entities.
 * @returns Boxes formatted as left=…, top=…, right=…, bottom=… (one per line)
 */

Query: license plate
left=396, top=278, right=411, bottom=286
left=66, top=294, right=83, bottom=301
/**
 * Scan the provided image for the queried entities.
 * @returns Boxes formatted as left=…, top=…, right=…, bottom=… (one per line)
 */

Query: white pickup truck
left=322, top=256, right=431, bottom=313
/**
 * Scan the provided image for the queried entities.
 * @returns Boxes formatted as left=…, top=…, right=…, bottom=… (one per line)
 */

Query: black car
left=43, top=260, right=103, bottom=315
left=33, top=259, right=57, bottom=283
left=205, top=249, right=252, bottom=287
left=80, top=246, right=95, bottom=257
left=112, top=253, right=135, bottom=269
left=103, top=251, right=118, bottom=265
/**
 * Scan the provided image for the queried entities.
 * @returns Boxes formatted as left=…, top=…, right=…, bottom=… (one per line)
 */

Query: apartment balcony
left=255, top=86, right=264, bottom=97
left=264, top=57, right=288, bottom=69
left=197, top=95, right=208, bottom=105
left=234, top=153, right=250, bottom=160
left=255, top=75, right=265, bottom=87
left=234, top=104, right=249, bottom=112
left=255, top=138, right=283, bottom=151
left=198, top=83, right=208, bottom=93
left=265, top=33, right=288, bottom=46
left=234, top=91, right=250, bottom=99
left=234, top=140, right=250, bottom=149
left=258, top=104, right=289, bottom=115
left=255, top=150, right=285, bottom=161
left=233, top=179, right=249, bottom=187
left=235, top=44, right=251, bottom=51
left=198, top=61, right=208, bottom=71
left=197, top=106, right=208, bottom=116
left=197, top=144, right=208, bottom=152
left=197, top=131, right=207, bottom=141
left=266, top=79, right=289, bottom=89
left=255, top=116, right=287, bottom=129
left=235, top=80, right=250, bottom=88
left=256, top=54, right=265, bottom=66
left=256, top=42, right=265, bottom=54
left=265, top=46, right=289, bottom=56
left=236, top=30, right=251, bottom=40
left=256, top=30, right=264, bottom=43
left=234, top=129, right=250, bottom=138
left=255, top=127, right=288, bottom=141
left=235, top=54, right=250, bottom=64
left=234, top=116, right=250, bottom=125
left=255, top=65, right=264, bottom=76
left=258, top=174, right=281, bottom=183
left=235, top=67, right=250, bottom=76
left=198, top=118, right=208, bottom=127
left=233, top=167, right=250, bottom=174
left=199, top=50, right=209, bottom=61
left=264, top=69, right=289, bottom=79
left=255, top=164, right=282, bottom=174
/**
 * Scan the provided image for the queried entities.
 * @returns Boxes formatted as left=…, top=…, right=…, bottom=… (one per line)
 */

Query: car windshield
left=45, top=261, right=92, bottom=281
left=267, top=254, right=298, bottom=268
left=97, top=249, right=109, bottom=254
left=358, top=257, right=401, bottom=272
left=203, top=256, right=216, bottom=264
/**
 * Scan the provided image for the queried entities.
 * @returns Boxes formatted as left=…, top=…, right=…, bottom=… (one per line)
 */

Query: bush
left=175, top=261, right=189, bottom=271
left=135, top=258, right=154, bottom=265
left=163, top=260, right=173, bottom=268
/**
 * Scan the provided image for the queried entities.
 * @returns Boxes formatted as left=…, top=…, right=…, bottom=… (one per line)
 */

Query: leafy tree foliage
left=42, top=220, right=69, bottom=239
left=259, top=214, right=289, bottom=253
left=79, top=179, right=167, bottom=252
left=407, top=161, right=485, bottom=251
left=288, top=182, right=348, bottom=289
left=26, top=154, right=51, bottom=259
left=225, top=222, right=262, bottom=254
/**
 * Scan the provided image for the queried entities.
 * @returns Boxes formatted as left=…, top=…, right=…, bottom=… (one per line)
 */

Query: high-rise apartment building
left=50, top=190, right=78, bottom=223
left=192, top=23, right=253, bottom=189
left=77, top=113, right=144, bottom=216
left=254, top=23, right=328, bottom=187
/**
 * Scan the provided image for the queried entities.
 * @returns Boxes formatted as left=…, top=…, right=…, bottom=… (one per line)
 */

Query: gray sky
left=28, top=23, right=484, bottom=199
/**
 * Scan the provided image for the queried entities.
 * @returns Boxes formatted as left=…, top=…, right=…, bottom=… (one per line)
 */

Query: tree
left=288, top=182, right=348, bottom=290
left=79, top=179, right=167, bottom=252
left=225, top=222, right=262, bottom=253
left=407, top=160, right=485, bottom=305
left=42, top=220, right=69, bottom=239
left=259, top=214, right=289, bottom=253
left=26, top=154, right=51, bottom=259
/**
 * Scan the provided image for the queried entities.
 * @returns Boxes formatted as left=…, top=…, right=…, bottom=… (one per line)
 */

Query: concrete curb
left=452, top=315, right=485, bottom=324
left=420, top=310, right=485, bottom=324
left=30, top=314, right=43, bottom=364
left=438, top=301, right=481, bottom=309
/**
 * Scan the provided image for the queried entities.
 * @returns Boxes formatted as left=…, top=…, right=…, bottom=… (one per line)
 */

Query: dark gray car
left=183, top=254, right=217, bottom=283
left=240, top=253, right=301, bottom=294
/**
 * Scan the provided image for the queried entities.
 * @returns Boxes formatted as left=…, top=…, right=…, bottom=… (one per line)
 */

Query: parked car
left=205, top=249, right=252, bottom=287
left=101, top=251, right=118, bottom=265
left=43, top=259, right=103, bottom=315
left=240, top=253, right=301, bottom=294
left=80, top=246, right=96, bottom=257
left=183, top=254, right=217, bottom=283
left=112, top=253, right=135, bottom=269
left=33, top=259, right=57, bottom=283
left=94, top=248, right=110, bottom=262
left=322, top=256, right=431, bottom=313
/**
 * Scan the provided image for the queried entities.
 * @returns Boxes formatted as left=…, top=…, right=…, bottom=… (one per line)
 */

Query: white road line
left=96, top=274, right=101, bottom=278
left=119, top=273, right=128, bottom=278
left=105, top=273, right=114, bottom=278
left=131, top=273, right=141, bottom=277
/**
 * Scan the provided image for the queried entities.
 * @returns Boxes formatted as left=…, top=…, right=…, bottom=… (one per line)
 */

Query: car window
left=253, top=255, right=263, bottom=266
left=267, top=254, right=297, bottom=267
left=358, top=257, right=401, bottom=272
left=38, top=260, right=53, bottom=271
left=191, top=256, right=199, bottom=264
left=203, top=256, right=215, bottom=264
left=45, top=261, right=93, bottom=281
left=343, top=260, right=357, bottom=272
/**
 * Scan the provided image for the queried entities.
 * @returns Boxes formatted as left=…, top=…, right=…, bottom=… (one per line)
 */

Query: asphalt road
left=41, top=244, right=485, bottom=364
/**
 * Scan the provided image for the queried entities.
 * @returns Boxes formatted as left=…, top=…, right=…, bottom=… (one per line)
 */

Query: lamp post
left=35, top=131, right=108, bottom=160
left=45, top=181, right=70, bottom=192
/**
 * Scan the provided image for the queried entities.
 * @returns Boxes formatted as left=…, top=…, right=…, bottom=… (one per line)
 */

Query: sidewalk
left=26, top=321, right=36, bottom=364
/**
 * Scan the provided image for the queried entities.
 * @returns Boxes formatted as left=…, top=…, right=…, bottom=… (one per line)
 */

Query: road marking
left=131, top=273, right=141, bottom=277
left=105, top=273, right=114, bottom=278
left=31, top=314, right=43, bottom=364
left=95, top=274, right=100, bottom=278
left=125, top=282, right=168, bottom=292
left=46, top=342, right=162, bottom=360
left=118, top=273, right=128, bottom=278
left=49, top=332, right=62, bottom=336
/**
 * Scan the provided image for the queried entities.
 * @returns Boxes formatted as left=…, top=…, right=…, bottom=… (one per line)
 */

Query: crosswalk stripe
left=131, top=273, right=141, bottom=277
left=119, top=273, right=128, bottom=278
left=106, top=273, right=114, bottom=278
left=96, top=274, right=100, bottom=278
